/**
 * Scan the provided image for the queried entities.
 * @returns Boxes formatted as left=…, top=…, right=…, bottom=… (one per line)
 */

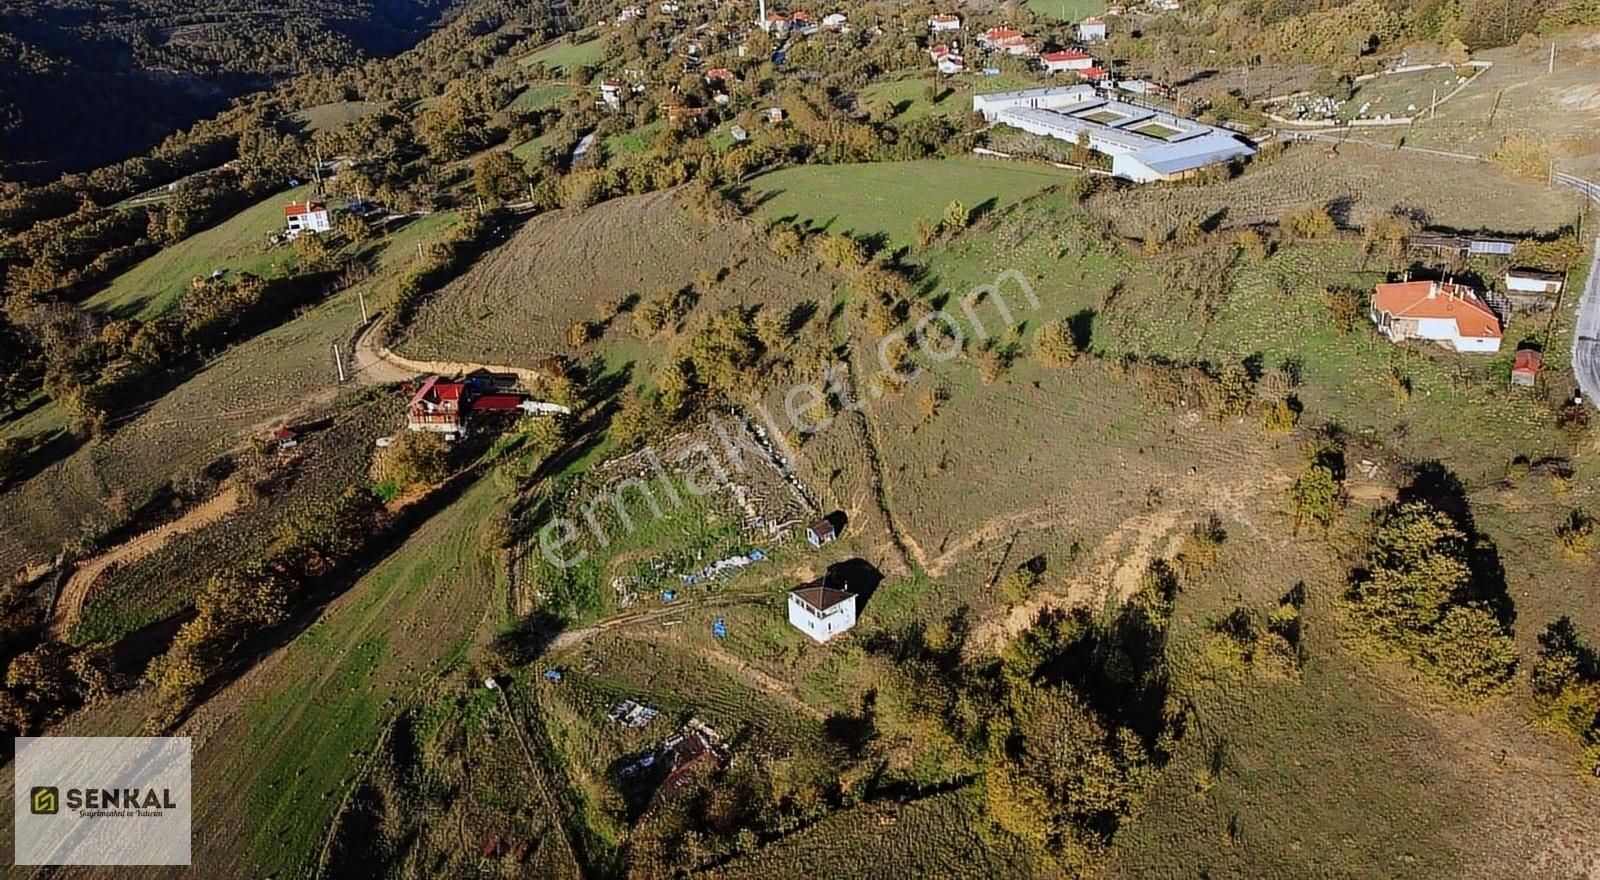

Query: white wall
left=1112, top=154, right=1163, bottom=183
left=1411, top=316, right=1458, bottom=342
left=1452, top=333, right=1502, bottom=353
left=788, top=593, right=857, bottom=644
left=1507, top=276, right=1560, bottom=294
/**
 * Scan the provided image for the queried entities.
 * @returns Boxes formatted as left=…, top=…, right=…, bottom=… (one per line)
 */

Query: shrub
left=1289, top=464, right=1344, bottom=534
left=995, top=567, right=1039, bottom=606
left=1320, top=286, right=1366, bottom=335
left=1261, top=398, right=1300, bottom=434
left=1347, top=500, right=1516, bottom=699
left=382, top=431, right=452, bottom=488
left=1282, top=203, right=1336, bottom=238
left=1032, top=319, right=1078, bottom=367
left=1489, top=135, right=1552, bottom=180
left=1557, top=509, right=1597, bottom=558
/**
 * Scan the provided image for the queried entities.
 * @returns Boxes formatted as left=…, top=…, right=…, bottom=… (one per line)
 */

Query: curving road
left=1554, top=173, right=1600, bottom=409
left=350, top=318, right=546, bottom=388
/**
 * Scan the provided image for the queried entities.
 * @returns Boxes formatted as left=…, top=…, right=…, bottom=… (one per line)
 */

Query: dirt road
left=50, top=485, right=241, bottom=639
left=350, top=319, right=546, bottom=388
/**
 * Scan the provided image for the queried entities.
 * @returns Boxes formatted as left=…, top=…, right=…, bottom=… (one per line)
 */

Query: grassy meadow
left=519, top=34, right=605, bottom=72
left=745, top=158, right=1067, bottom=249
left=84, top=184, right=310, bottom=319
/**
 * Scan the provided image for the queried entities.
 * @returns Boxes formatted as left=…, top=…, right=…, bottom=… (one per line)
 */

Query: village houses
left=284, top=201, right=331, bottom=237
left=1042, top=48, right=1095, bottom=73
left=979, top=27, right=1034, bottom=56
left=1369, top=279, right=1504, bottom=353
left=929, top=43, right=966, bottom=74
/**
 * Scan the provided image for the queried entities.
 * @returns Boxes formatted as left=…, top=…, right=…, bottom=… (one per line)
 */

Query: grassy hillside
left=518, top=33, right=605, bottom=72
left=744, top=158, right=1065, bottom=249
left=188, top=473, right=508, bottom=877
left=83, top=185, right=310, bottom=319
left=0, top=212, right=460, bottom=577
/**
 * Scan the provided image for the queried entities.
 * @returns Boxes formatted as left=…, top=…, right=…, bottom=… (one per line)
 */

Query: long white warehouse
left=973, top=85, right=1256, bottom=183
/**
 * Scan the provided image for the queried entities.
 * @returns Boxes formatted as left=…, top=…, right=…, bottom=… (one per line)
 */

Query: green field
left=518, top=34, right=605, bottom=72
left=859, top=74, right=1039, bottom=123
left=1024, top=0, right=1107, bottom=22
left=511, top=127, right=569, bottom=162
left=604, top=120, right=664, bottom=156
left=196, top=473, right=508, bottom=877
left=84, top=185, right=311, bottom=319
left=745, top=158, right=1067, bottom=249
left=511, top=82, right=576, bottom=112
left=1340, top=67, right=1466, bottom=121
left=858, top=79, right=965, bottom=122
left=292, top=101, right=383, bottom=133
left=1131, top=121, right=1183, bottom=139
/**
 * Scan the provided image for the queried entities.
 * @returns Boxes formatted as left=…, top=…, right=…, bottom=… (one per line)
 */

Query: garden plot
left=519, top=416, right=817, bottom=621
left=1340, top=66, right=1468, bottom=122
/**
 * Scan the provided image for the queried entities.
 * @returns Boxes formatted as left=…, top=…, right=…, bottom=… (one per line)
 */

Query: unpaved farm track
left=49, top=485, right=241, bottom=639
left=352, top=319, right=546, bottom=387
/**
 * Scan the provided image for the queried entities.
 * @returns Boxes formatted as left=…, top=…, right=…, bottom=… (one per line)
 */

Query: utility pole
left=358, top=290, right=369, bottom=324
left=333, top=342, right=346, bottom=383
left=1430, top=87, right=1437, bottom=120
left=1549, top=41, right=1556, bottom=74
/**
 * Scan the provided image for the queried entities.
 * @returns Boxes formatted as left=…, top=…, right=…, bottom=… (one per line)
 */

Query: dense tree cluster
left=1531, top=618, right=1600, bottom=773
left=1346, top=497, right=1517, bottom=698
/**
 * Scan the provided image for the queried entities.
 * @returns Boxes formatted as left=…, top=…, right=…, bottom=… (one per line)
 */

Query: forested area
left=0, top=0, right=472, bottom=178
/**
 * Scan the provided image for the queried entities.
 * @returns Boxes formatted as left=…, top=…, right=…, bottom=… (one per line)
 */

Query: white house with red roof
left=1042, top=48, right=1095, bottom=72
left=929, top=43, right=965, bottom=72
left=928, top=13, right=961, bottom=32
left=284, top=201, right=330, bottom=236
left=1370, top=280, right=1503, bottom=353
left=979, top=26, right=1033, bottom=55
left=1079, top=16, right=1107, bottom=40
left=407, top=375, right=468, bottom=433
left=788, top=579, right=856, bottom=643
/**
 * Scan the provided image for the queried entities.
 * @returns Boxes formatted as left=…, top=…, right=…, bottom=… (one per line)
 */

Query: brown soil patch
left=1089, top=142, right=1580, bottom=237
left=963, top=508, right=1188, bottom=659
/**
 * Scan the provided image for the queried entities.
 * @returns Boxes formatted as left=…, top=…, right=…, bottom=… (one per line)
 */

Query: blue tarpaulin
left=713, top=618, right=728, bottom=639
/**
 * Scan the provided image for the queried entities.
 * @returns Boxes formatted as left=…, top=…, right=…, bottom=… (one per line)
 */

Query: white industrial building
left=972, top=85, right=1257, bottom=183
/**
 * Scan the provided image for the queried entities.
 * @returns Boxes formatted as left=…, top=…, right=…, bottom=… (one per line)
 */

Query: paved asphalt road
left=1556, top=173, right=1600, bottom=409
